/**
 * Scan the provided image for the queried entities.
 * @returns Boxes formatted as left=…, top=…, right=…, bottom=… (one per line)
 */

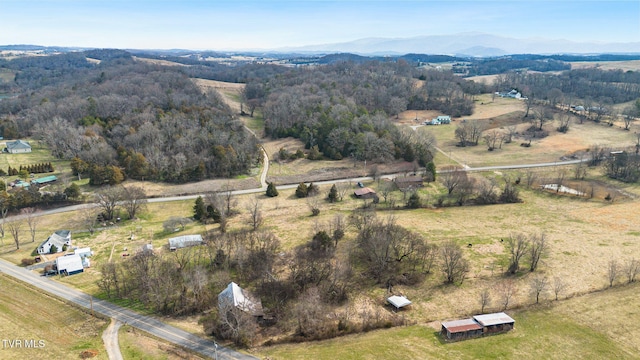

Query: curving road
left=0, top=259, right=256, bottom=360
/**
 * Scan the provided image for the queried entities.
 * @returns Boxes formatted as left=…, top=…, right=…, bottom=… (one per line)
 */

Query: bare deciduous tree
left=623, top=258, right=640, bottom=284
left=7, top=220, right=23, bottom=250
left=95, top=186, right=124, bottom=221
left=122, top=185, right=147, bottom=220
left=529, top=275, right=548, bottom=304
left=497, top=279, right=517, bottom=311
left=607, top=259, right=619, bottom=287
left=552, top=276, right=567, bottom=301
left=22, top=207, right=39, bottom=243
left=557, top=113, right=572, bottom=133
left=0, top=192, right=10, bottom=239
left=441, top=241, right=470, bottom=284
left=529, top=233, right=547, bottom=272
left=506, top=233, right=529, bottom=274
left=246, top=196, right=263, bottom=231
left=440, top=166, right=467, bottom=195
left=479, top=288, right=491, bottom=313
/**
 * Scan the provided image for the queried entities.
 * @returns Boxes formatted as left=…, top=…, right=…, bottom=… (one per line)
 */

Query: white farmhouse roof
left=56, top=254, right=84, bottom=275
left=74, top=247, right=92, bottom=257
left=218, top=282, right=264, bottom=316
left=473, top=312, right=515, bottom=327
left=387, top=295, right=412, bottom=309
left=168, top=234, right=203, bottom=249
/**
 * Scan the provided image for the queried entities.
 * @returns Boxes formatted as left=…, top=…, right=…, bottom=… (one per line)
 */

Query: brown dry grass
left=0, top=274, right=108, bottom=360
left=570, top=60, right=640, bottom=71
left=119, top=325, right=205, bottom=360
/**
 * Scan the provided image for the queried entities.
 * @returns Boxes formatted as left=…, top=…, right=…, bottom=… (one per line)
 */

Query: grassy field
left=256, top=282, right=640, bottom=360
left=0, top=274, right=108, bottom=360
left=119, top=325, right=205, bottom=360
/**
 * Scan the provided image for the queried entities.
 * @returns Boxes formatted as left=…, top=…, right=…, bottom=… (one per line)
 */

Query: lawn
left=256, top=283, right=640, bottom=360
left=119, top=325, right=205, bottom=360
left=0, top=274, right=108, bottom=360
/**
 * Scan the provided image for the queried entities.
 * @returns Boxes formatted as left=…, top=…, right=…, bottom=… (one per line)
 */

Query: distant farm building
left=435, top=115, right=451, bottom=124
left=218, top=282, right=264, bottom=317
left=168, top=234, right=203, bottom=251
left=387, top=295, right=412, bottom=311
left=394, top=176, right=423, bottom=190
left=354, top=187, right=377, bottom=199
left=496, top=89, right=522, bottom=99
left=31, top=175, right=57, bottom=186
left=74, top=247, right=92, bottom=267
left=5, top=140, right=32, bottom=154
left=140, top=243, right=154, bottom=254
left=440, top=312, right=515, bottom=341
left=37, top=230, right=71, bottom=255
left=55, top=254, right=84, bottom=276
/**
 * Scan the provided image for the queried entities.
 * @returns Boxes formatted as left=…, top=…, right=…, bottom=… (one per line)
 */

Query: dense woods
left=254, top=61, right=477, bottom=164
left=0, top=52, right=261, bottom=183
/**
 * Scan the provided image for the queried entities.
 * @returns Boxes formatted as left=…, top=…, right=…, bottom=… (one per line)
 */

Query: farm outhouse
left=387, top=295, right=412, bottom=311
left=218, top=282, right=264, bottom=317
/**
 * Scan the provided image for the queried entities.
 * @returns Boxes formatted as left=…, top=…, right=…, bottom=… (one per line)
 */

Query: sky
left=1, top=0, right=639, bottom=50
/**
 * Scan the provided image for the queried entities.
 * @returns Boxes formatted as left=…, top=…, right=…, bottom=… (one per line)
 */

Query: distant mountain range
left=2, top=32, right=639, bottom=58
left=276, top=32, right=640, bottom=57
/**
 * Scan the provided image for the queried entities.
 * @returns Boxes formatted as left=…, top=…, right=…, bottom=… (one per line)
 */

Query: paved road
left=0, top=259, right=257, bottom=360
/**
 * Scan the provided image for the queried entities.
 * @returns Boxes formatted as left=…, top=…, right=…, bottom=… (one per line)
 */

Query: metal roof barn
left=387, top=295, right=411, bottom=309
left=168, top=234, right=203, bottom=250
left=56, top=254, right=84, bottom=275
left=473, top=312, right=515, bottom=327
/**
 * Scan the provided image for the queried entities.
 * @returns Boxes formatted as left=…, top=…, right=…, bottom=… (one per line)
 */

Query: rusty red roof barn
left=440, top=312, right=515, bottom=341
left=441, top=318, right=483, bottom=340
left=354, top=187, right=376, bottom=197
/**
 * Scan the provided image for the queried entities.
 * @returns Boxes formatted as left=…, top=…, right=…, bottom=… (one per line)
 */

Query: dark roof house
left=354, top=187, right=377, bottom=198
left=5, top=140, right=32, bottom=154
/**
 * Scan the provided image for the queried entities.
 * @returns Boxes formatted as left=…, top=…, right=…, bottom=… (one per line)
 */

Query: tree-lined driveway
left=0, top=259, right=257, bottom=360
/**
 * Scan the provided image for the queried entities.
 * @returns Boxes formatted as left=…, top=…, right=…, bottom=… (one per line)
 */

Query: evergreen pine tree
left=266, top=182, right=279, bottom=197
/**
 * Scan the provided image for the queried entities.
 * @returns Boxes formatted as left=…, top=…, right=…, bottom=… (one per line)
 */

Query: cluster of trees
left=256, top=61, right=471, bottom=164
left=603, top=151, right=640, bottom=183
left=1, top=54, right=262, bottom=183
left=462, top=58, right=570, bottom=76
left=495, top=68, right=640, bottom=110
left=504, top=233, right=548, bottom=275
left=6, top=163, right=55, bottom=175
left=435, top=169, right=521, bottom=206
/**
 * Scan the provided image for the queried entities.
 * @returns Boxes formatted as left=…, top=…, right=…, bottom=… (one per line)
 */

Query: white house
left=5, top=140, right=32, bottom=154
left=74, top=247, right=92, bottom=267
left=218, top=282, right=264, bottom=317
left=56, top=254, right=84, bottom=275
left=37, top=230, right=71, bottom=255
left=168, top=234, right=203, bottom=251
left=435, top=115, right=451, bottom=124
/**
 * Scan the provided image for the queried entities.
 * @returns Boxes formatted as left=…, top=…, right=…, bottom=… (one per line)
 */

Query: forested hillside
left=0, top=51, right=261, bottom=183
left=252, top=61, right=482, bottom=164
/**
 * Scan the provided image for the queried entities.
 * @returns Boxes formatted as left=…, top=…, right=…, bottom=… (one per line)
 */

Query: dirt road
left=102, top=318, right=123, bottom=360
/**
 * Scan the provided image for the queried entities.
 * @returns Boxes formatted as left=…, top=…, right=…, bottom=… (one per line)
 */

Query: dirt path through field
left=102, top=318, right=123, bottom=360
